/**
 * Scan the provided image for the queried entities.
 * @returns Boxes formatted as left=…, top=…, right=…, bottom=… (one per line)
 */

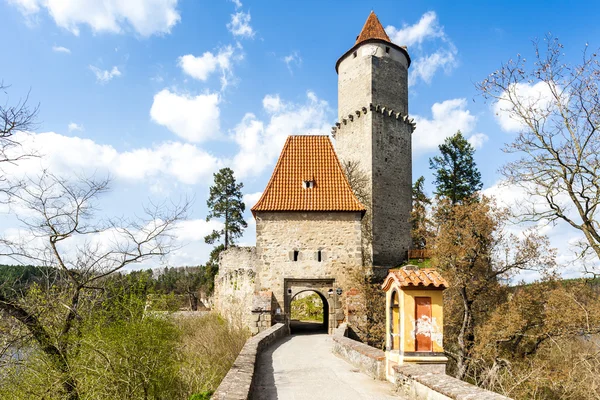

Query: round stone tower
left=333, top=11, right=413, bottom=268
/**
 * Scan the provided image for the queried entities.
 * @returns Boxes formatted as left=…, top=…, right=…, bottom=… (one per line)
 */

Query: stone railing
left=212, top=323, right=289, bottom=400
left=394, top=364, right=513, bottom=400
left=331, top=323, right=386, bottom=380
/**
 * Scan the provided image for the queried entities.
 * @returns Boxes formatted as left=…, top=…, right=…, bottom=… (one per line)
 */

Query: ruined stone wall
left=254, top=211, right=363, bottom=322
left=213, top=246, right=258, bottom=330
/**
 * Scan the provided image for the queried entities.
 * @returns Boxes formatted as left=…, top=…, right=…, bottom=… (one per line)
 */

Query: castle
left=214, top=11, right=415, bottom=334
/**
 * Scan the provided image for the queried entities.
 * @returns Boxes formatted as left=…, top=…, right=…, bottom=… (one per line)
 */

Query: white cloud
left=283, top=51, right=302, bottom=74
left=386, top=11, right=458, bottom=86
left=2, top=131, right=221, bottom=186
left=174, top=219, right=224, bottom=243
left=409, top=46, right=457, bottom=86
left=262, top=94, right=282, bottom=113
left=8, top=0, right=180, bottom=37
left=150, top=89, right=221, bottom=143
left=413, top=98, right=487, bottom=153
left=385, top=11, right=444, bottom=48
left=493, top=81, right=556, bottom=133
left=243, top=191, right=262, bottom=209
left=178, top=45, right=241, bottom=89
left=67, top=122, right=83, bottom=132
left=90, top=65, right=122, bottom=84
left=227, top=11, right=254, bottom=38
left=230, top=0, right=242, bottom=9
left=52, top=45, right=71, bottom=54
left=232, top=91, right=332, bottom=179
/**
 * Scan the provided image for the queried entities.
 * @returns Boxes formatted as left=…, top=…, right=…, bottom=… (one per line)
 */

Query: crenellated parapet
left=331, top=103, right=416, bottom=138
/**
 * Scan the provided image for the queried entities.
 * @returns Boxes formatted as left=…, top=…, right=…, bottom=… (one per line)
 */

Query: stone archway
left=284, top=278, right=341, bottom=334
left=289, top=290, right=329, bottom=333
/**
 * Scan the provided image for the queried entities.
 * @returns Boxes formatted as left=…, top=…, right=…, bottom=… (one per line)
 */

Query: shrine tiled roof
left=382, top=266, right=449, bottom=290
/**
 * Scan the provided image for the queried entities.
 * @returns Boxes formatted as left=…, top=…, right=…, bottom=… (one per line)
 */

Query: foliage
left=291, top=293, right=324, bottom=321
left=0, top=172, right=188, bottom=400
left=347, top=266, right=386, bottom=349
left=411, top=176, right=432, bottom=249
left=429, top=131, right=482, bottom=204
left=0, top=276, right=249, bottom=400
left=205, top=167, right=247, bottom=250
left=477, top=36, right=600, bottom=274
left=470, top=279, right=600, bottom=399
left=176, top=313, right=248, bottom=396
left=431, top=196, right=555, bottom=379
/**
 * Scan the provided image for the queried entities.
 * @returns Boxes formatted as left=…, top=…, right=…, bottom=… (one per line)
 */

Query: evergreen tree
left=429, top=131, right=483, bottom=204
left=204, top=168, right=247, bottom=291
left=205, top=167, right=247, bottom=249
left=411, top=176, right=432, bottom=249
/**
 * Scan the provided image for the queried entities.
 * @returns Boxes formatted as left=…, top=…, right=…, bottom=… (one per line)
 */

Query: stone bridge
left=212, top=322, right=512, bottom=400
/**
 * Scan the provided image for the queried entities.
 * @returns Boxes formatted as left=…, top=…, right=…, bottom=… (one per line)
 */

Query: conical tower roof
left=355, top=11, right=391, bottom=45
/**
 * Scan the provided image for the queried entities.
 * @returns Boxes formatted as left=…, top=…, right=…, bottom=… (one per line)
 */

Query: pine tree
left=411, top=176, right=432, bottom=249
left=429, top=131, right=482, bottom=204
left=205, top=167, right=247, bottom=250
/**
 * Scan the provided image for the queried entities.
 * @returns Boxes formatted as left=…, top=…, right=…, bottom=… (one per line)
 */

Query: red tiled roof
left=382, top=267, right=449, bottom=290
left=251, top=136, right=365, bottom=214
left=355, top=11, right=391, bottom=45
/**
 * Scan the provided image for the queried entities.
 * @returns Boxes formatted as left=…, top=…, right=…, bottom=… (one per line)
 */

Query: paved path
left=252, top=332, right=403, bottom=400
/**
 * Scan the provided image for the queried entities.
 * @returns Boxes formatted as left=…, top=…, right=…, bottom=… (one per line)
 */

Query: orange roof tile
left=382, top=266, right=449, bottom=291
left=355, top=11, right=391, bottom=45
left=251, top=136, right=365, bottom=214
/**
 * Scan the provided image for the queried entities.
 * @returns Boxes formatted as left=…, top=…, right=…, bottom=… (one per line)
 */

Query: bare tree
left=0, top=82, right=39, bottom=200
left=477, top=36, right=600, bottom=274
left=342, top=160, right=372, bottom=266
left=0, top=171, right=188, bottom=400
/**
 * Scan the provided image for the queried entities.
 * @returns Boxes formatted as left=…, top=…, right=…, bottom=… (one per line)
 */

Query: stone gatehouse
left=214, top=11, right=414, bottom=334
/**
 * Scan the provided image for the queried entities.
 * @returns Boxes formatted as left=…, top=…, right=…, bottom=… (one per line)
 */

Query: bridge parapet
left=332, top=323, right=386, bottom=380
left=212, top=323, right=289, bottom=400
left=394, top=364, right=513, bottom=400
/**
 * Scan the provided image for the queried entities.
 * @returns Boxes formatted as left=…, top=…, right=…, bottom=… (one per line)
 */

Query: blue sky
left=1, top=0, right=599, bottom=278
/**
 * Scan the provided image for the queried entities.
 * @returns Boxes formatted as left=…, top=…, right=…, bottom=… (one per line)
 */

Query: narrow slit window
left=293, top=250, right=299, bottom=262
left=385, top=46, right=390, bottom=54
left=353, top=51, right=357, bottom=58
left=317, top=250, right=322, bottom=262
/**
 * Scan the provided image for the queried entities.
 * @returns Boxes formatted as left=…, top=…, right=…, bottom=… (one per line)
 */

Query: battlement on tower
left=331, top=103, right=417, bottom=138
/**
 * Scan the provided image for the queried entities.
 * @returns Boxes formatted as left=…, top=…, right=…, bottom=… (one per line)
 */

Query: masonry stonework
left=335, top=29, right=412, bottom=268
left=255, top=211, right=363, bottom=330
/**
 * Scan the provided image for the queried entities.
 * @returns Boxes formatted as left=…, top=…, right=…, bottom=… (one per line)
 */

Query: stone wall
left=337, top=42, right=409, bottom=120
left=332, top=323, right=386, bottom=380
left=335, top=39, right=412, bottom=268
left=213, top=246, right=258, bottom=329
left=394, top=365, right=513, bottom=400
left=212, top=323, right=289, bottom=400
left=254, top=211, right=363, bottom=327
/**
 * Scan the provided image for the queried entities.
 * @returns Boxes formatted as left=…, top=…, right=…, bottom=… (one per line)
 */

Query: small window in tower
left=293, top=250, right=299, bottom=262
left=317, top=250, right=322, bottom=262
left=353, top=51, right=357, bottom=58
left=385, top=46, right=390, bottom=54
left=302, top=180, right=315, bottom=189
